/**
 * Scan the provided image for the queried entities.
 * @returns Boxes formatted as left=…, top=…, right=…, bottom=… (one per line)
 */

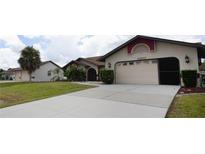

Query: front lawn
left=166, top=94, right=205, bottom=118
left=0, top=82, right=94, bottom=109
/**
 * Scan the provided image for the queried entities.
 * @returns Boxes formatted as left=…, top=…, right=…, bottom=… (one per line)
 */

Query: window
left=48, top=70, right=51, bottom=76
left=108, top=62, right=111, bottom=68
left=129, top=62, right=134, bottom=65
left=123, top=62, right=127, bottom=66
left=143, top=60, right=149, bottom=64
left=152, top=60, right=158, bottom=64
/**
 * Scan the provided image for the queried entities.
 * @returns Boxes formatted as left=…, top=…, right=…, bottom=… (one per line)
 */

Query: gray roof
left=63, top=56, right=105, bottom=69
left=7, top=61, right=62, bottom=72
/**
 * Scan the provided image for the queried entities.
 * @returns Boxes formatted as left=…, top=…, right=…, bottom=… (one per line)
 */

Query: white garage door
left=115, top=60, right=159, bottom=84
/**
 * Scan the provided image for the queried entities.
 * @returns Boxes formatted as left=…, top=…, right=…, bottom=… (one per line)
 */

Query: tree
left=64, top=65, right=86, bottom=81
left=18, top=46, right=41, bottom=82
left=0, top=69, right=4, bottom=80
left=199, top=61, right=205, bottom=71
left=52, top=68, right=62, bottom=81
left=100, top=69, right=114, bottom=84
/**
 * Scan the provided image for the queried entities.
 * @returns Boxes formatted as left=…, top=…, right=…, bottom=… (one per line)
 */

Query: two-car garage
left=115, top=57, right=180, bottom=85
left=116, top=59, right=159, bottom=85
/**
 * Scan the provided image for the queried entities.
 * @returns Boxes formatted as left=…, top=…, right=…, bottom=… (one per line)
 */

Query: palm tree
left=18, top=46, right=41, bottom=82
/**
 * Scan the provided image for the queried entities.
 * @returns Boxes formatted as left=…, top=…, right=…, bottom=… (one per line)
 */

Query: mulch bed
left=178, top=87, right=205, bottom=94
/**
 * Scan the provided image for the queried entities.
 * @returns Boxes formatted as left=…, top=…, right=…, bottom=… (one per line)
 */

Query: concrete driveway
left=0, top=84, right=180, bottom=118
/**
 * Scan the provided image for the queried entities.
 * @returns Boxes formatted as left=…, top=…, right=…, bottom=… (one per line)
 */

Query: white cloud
left=0, top=48, right=20, bottom=69
left=33, top=43, right=48, bottom=61
left=39, top=35, right=133, bottom=66
left=40, top=35, right=84, bottom=66
left=0, top=35, right=25, bottom=51
left=78, top=35, right=133, bottom=57
left=0, top=36, right=26, bottom=69
left=23, top=35, right=41, bottom=39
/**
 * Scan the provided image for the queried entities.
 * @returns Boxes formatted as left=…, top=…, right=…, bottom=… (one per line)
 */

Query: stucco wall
left=78, top=59, right=99, bottom=80
left=14, top=70, right=29, bottom=81
left=14, top=62, right=63, bottom=82
left=105, top=41, right=199, bottom=72
left=78, top=59, right=98, bottom=73
left=32, top=62, right=64, bottom=81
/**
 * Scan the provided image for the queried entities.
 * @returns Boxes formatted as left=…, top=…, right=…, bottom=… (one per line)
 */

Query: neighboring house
left=100, top=35, right=205, bottom=85
left=63, top=56, right=105, bottom=81
left=4, top=68, right=16, bottom=80
left=8, top=61, right=64, bottom=82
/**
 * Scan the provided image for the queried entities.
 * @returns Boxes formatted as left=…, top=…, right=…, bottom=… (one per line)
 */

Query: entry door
left=87, top=68, right=97, bottom=81
left=158, top=57, right=180, bottom=85
left=115, top=60, right=159, bottom=84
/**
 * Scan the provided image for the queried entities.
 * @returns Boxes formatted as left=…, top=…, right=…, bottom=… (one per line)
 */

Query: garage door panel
left=116, top=60, right=159, bottom=84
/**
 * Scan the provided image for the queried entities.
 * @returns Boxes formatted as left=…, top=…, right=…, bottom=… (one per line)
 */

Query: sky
left=0, top=35, right=205, bottom=69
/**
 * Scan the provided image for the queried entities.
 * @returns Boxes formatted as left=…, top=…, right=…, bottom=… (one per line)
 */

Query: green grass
left=166, top=94, right=205, bottom=118
left=0, top=82, right=94, bottom=109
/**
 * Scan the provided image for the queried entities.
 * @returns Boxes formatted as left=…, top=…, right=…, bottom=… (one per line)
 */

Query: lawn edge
left=165, top=87, right=181, bottom=118
left=0, top=83, right=96, bottom=109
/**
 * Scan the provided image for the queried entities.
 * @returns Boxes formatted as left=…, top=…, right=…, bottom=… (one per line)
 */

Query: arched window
left=131, top=43, right=150, bottom=54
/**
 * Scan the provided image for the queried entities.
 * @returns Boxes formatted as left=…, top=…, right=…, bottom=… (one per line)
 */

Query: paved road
left=0, top=80, right=18, bottom=83
left=0, top=84, right=180, bottom=118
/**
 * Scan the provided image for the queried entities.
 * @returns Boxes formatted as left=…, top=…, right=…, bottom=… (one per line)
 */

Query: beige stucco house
left=100, top=35, right=205, bottom=85
left=9, top=61, right=64, bottom=82
left=63, top=56, right=105, bottom=81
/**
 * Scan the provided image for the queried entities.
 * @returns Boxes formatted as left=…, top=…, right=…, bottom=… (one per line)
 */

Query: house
left=63, top=56, right=105, bottom=81
left=6, top=68, right=22, bottom=80
left=100, top=35, right=205, bottom=85
left=8, top=61, right=64, bottom=82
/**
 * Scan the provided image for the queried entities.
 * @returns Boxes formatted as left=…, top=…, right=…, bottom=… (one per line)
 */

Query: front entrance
left=87, top=68, right=97, bottom=81
left=158, top=57, right=180, bottom=85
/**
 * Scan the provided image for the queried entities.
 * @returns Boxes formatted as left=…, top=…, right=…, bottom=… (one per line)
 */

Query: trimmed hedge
left=64, top=66, right=86, bottom=81
left=100, top=70, right=114, bottom=84
left=181, top=70, right=197, bottom=87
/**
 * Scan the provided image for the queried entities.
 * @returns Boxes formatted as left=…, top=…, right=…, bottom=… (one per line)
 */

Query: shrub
left=181, top=70, right=197, bottom=87
left=64, top=66, right=86, bottom=81
left=4, top=75, right=9, bottom=80
left=100, top=70, right=114, bottom=84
